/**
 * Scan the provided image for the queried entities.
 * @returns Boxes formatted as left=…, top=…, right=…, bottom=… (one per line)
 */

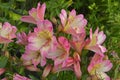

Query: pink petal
left=13, top=73, right=31, bottom=80
left=97, top=31, right=106, bottom=44
left=58, top=36, right=70, bottom=52
left=40, top=56, right=46, bottom=67
left=0, top=68, right=5, bottom=75
left=37, top=3, right=46, bottom=20
left=68, top=9, right=76, bottom=20
left=32, top=55, right=41, bottom=67
left=59, top=9, right=67, bottom=26
left=37, top=20, right=53, bottom=32
left=98, top=60, right=113, bottom=72
left=21, top=16, right=36, bottom=24
left=99, top=45, right=107, bottom=53
left=62, top=57, right=74, bottom=67
left=16, top=32, right=28, bottom=45
left=2, top=22, right=12, bottom=32
left=86, top=45, right=105, bottom=57
left=0, top=36, right=12, bottom=43
left=26, top=65, right=40, bottom=71
left=90, top=28, right=93, bottom=40
left=42, top=64, right=52, bottom=78
left=29, top=8, right=37, bottom=17
left=74, top=62, right=82, bottom=79
left=27, top=35, right=45, bottom=51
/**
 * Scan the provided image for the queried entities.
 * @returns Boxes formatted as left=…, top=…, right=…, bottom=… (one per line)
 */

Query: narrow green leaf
left=0, top=55, right=8, bottom=68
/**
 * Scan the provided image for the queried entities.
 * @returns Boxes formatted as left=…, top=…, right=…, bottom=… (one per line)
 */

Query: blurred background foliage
left=0, top=0, right=120, bottom=79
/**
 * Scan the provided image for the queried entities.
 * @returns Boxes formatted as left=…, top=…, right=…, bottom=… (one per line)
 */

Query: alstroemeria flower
left=62, top=52, right=82, bottom=79
left=21, top=48, right=44, bottom=70
left=46, top=36, right=70, bottom=66
left=26, top=20, right=57, bottom=66
left=21, top=2, right=46, bottom=24
left=0, top=68, right=5, bottom=75
left=59, top=9, right=87, bottom=36
left=0, top=22, right=17, bottom=43
left=70, top=32, right=86, bottom=54
left=88, top=54, right=113, bottom=80
left=52, top=52, right=81, bottom=79
left=16, top=32, right=28, bottom=45
left=13, top=73, right=31, bottom=80
left=85, top=28, right=107, bottom=56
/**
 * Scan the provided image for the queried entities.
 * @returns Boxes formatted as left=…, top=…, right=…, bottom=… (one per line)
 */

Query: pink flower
left=26, top=20, right=57, bottom=66
left=46, top=36, right=70, bottom=66
left=21, top=48, right=43, bottom=70
left=52, top=52, right=81, bottom=79
left=88, top=54, right=113, bottom=80
left=85, top=28, right=106, bottom=56
left=0, top=22, right=17, bottom=43
left=59, top=9, right=87, bottom=36
left=70, top=32, right=86, bottom=54
left=16, top=32, right=28, bottom=45
left=0, top=68, right=5, bottom=75
left=21, top=2, right=46, bottom=24
left=62, top=52, right=82, bottom=79
left=13, top=73, right=31, bottom=80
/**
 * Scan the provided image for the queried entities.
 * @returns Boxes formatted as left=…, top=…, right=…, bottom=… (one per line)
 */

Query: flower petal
left=21, top=16, right=36, bottom=24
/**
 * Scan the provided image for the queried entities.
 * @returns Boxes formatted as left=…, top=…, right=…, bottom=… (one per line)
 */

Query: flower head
left=0, top=22, right=17, bottom=43
left=16, top=32, right=28, bottom=45
left=88, top=54, right=113, bottom=80
left=59, top=9, right=87, bottom=36
left=70, top=32, right=86, bottom=54
left=85, top=28, right=106, bottom=56
left=62, top=52, right=82, bottom=79
left=21, top=2, right=46, bottom=24
left=46, top=36, right=70, bottom=66
left=21, top=48, right=44, bottom=69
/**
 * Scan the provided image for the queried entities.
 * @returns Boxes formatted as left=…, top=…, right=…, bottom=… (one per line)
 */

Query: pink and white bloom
left=52, top=52, right=81, bottom=79
left=26, top=20, right=57, bottom=66
left=62, top=52, right=82, bottom=79
left=88, top=54, right=113, bottom=80
left=0, top=22, right=17, bottom=43
left=21, top=2, right=46, bottom=24
left=59, top=9, right=87, bottom=36
left=16, top=32, right=28, bottom=45
left=0, top=68, right=5, bottom=75
left=21, top=48, right=43, bottom=70
left=70, top=32, right=86, bottom=54
left=46, top=36, right=70, bottom=66
left=13, top=73, right=31, bottom=80
left=85, top=28, right=107, bottom=56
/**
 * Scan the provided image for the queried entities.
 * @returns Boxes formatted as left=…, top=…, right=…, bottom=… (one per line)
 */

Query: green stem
left=114, top=63, right=120, bottom=80
left=2, top=43, right=8, bottom=52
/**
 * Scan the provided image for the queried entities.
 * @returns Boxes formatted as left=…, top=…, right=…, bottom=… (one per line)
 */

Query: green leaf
left=0, top=56, right=8, bottom=68
left=9, top=11, right=21, bottom=20
left=29, top=75, right=39, bottom=80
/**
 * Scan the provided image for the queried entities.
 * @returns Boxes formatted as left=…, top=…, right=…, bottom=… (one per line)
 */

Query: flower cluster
left=0, top=2, right=112, bottom=80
